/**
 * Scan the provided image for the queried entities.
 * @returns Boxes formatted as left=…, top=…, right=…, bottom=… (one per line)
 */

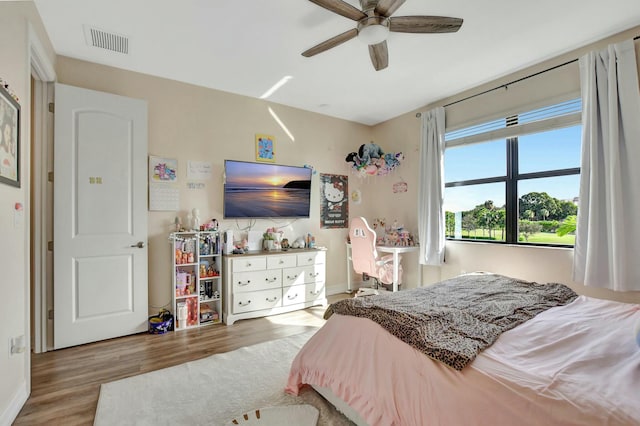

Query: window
left=444, top=99, right=581, bottom=246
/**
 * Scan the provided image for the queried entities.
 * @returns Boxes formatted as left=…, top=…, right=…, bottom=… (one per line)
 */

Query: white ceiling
left=33, top=0, right=640, bottom=126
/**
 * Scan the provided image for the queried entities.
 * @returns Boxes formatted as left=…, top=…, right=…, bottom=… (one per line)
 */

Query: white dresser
left=223, top=249, right=327, bottom=325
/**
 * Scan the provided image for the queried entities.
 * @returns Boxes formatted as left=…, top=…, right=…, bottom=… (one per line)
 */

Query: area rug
left=94, top=330, right=353, bottom=426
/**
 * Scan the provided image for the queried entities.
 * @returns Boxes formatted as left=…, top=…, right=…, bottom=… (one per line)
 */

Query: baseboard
left=326, top=285, right=358, bottom=296
left=0, top=381, right=28, bottom=426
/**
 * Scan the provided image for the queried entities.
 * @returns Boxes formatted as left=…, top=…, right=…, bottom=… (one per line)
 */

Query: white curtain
left=574, top=39, right=640, bottom=291
left=418, top=107, right=445, bottom=266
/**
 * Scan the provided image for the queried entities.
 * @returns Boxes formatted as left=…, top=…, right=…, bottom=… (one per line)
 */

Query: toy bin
left=148, top=310, right=174, bottom=334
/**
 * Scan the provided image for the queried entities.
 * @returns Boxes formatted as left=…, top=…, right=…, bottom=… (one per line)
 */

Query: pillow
left=635, top=317, right=640, bottom=348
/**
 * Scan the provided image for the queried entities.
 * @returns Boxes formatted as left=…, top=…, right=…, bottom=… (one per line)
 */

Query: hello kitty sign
left=320, top=173, right=348, bottom=228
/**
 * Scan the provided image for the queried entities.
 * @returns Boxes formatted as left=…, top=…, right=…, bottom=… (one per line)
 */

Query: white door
left=53, top=83, right=148, bottom=349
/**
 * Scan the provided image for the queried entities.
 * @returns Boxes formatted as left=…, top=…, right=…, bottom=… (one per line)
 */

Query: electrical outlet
left=10, top=335, right=25, bottom=355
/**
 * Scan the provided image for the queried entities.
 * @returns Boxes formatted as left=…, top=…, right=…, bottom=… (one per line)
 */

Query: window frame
left=444, top=100, right=581, bottom=247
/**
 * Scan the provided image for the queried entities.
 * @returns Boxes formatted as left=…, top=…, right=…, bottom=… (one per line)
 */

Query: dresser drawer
left=267, top=254, right=297, bottom=269
left=233, top=288, right=282, bottom=314
left=283, top=265, right=325, bottom=286
left=232, top=270, right=281, bottom=293
left=283, top=282, right=325, bottom=306
left=231, top=256, right=267, bottom=272
left=296, top=251, right=326, bottom=266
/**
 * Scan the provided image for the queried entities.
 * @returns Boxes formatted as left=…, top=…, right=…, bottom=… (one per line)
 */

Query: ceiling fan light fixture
left=357, top=17, right=389, bottom=45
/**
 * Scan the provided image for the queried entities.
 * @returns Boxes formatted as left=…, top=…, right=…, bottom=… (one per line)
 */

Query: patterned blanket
left=325, top=273, right=578, bottom=370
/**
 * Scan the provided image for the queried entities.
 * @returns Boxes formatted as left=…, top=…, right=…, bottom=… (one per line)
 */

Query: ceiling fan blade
left=389, top=16, right=463, bottom=33
left=374, top=0, right=406, bottom=17
left=302, top=28, right=358, bottom=57
left=368, top=41, right=389, bottom=71
left=308, top=0, right=367, bottom=21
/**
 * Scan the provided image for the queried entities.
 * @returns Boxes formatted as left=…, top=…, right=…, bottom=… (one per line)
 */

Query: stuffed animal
left=292, top=237, right=306, bottom=249
left=384, top=152, right=400, bottom=170
left=345, top=152, right=361, bottom=166
left=358, top=142, right=384, bottom=164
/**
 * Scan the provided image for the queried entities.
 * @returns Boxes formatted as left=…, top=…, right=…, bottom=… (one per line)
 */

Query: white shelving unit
left=171, top=231, right=223, bottom=330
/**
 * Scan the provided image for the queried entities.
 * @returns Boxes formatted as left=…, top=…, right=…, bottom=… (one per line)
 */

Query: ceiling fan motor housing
left=357, top=16, right=390, bottom=45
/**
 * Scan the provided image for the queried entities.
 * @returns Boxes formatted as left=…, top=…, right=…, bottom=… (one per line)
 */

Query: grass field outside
left=447, top=228, right=575, bottom=245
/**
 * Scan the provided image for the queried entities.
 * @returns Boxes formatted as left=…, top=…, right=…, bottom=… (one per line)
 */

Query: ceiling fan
left=302, top=0, right=463, bottom=71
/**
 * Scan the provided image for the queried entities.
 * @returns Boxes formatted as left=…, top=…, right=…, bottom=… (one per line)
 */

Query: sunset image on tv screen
left=224, top=160, right=312, bottom=218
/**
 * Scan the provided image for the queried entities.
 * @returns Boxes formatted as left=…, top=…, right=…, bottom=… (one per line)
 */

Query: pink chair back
left=349, top=217, right=379, bottom=278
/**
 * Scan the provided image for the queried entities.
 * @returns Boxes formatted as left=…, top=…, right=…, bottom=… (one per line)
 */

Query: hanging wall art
left=320, top=173, right=348, bottom=229
left=255, top=134, right=275, bottom=162
left=0, top=80, right=20, bottom=187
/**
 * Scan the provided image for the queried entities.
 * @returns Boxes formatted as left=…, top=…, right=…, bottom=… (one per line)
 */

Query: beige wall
left=56, top=56, right=372, bottom=312
left=0, top=1, right=55, bottom=423
left=371, top=27, right=640, bottom=304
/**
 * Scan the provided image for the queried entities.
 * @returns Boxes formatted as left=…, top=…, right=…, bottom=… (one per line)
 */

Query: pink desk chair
left=349, top=217, right=402, bottom=293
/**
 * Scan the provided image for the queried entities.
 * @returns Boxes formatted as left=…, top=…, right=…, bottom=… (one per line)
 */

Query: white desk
left=346, top=243, right=421, bottom=292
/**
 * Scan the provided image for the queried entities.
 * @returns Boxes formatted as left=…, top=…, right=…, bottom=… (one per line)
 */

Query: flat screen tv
left=223, top=160, right=312, bottom=219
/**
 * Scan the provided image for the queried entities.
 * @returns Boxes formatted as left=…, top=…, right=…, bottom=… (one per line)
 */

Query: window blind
left=445, top=98, right=581, bottom=148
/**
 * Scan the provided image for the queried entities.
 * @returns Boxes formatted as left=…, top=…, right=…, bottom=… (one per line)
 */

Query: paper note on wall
left=187, top=161, right=213, bottom=180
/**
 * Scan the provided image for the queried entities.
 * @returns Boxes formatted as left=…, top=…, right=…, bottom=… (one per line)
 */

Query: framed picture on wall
left=320, top=173, right=348, bottom=228
left=255, top=134, right=275, bottom=162
left=0, top=83, right=20, bottom=187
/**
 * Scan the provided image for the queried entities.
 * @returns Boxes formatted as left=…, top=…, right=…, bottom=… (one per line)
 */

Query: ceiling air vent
left=84, top=26, right=129, bottom=54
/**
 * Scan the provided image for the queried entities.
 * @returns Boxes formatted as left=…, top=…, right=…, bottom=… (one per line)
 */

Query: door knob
left=130, top=241, right=145, bottom=248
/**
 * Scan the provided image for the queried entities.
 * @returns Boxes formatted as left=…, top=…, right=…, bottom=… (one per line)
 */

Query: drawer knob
left=238, top=300, right=251, bottom=306
left=310, top=272, right=320, bottom=277
left=266, top=297, right=277, bottom=302
left=287, top=294, right=298, bottom=300
left=238, top=280, right=250, bottom=286
left=310, top=290, right=320, bottom=295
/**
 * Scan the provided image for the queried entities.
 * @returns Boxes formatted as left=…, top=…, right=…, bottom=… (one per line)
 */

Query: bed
left=285, top=273, right=640, bottom=425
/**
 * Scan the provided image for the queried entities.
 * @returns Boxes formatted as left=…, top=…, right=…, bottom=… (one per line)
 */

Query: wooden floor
left=14, top=294, right=350, bottom=425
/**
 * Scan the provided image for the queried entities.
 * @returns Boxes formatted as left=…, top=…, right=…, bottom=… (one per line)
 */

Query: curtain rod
left=416, top=34, right=640, bottom=117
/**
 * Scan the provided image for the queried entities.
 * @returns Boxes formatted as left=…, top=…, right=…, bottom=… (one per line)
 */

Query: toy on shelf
left=292, top=236, right=306, bottom=249
left=384, top=220, right=416, bottom=247
left=202, top=218, right=218, bottom=231
left=306, top=233, right=316, bottom=248
left=264, top=227, right=284, bottom=250
left=371, top=218, right=416, bottom=247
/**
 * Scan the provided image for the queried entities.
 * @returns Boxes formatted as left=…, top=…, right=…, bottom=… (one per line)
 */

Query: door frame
left=29, top=23, right=56, bottom=354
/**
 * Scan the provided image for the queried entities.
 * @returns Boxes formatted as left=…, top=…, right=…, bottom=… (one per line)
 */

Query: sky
left=224, top=160, right=311, bottom=188
left=444, top=125, right=581, bottom=212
